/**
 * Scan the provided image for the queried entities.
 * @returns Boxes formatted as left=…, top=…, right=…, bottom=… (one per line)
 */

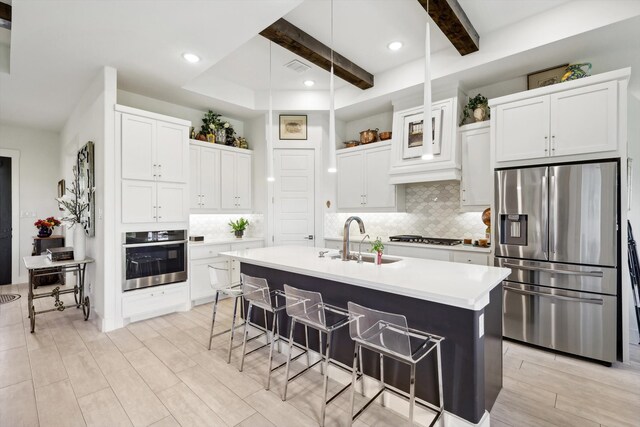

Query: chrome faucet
left=342, top=216, right=366, bottom=261
left=357, top=234, right=370, bottom=263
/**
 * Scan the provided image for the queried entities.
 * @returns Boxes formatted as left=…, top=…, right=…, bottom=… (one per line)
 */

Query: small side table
left=31, top=236, right=66, bottom=288
left=23, top=255, right=94, bottom=333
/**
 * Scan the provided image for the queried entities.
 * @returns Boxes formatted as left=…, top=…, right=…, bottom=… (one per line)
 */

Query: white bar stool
left=207, top=264, right=246, bottom=363
left=346, top=301, right=445, bottom=427
left=281, top=284, right=358, bottom=427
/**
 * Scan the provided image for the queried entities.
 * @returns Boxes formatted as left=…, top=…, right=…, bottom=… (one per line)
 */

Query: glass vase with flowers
left=34, top=217, right=61, bottom=238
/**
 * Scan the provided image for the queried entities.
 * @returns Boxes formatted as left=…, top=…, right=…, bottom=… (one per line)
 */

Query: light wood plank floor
left=1, top=282, right=639, bottom=427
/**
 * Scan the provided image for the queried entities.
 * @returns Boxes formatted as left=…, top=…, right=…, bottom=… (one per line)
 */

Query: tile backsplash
left=190, top=214, right=264, bottom=240
left=325, top=181, right=488, bottom=240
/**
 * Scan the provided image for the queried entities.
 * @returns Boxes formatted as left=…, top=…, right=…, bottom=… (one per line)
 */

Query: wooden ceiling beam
left=260, top=18, right=374, bottom=90
left=417, top=0, right=479, bottom=55
left=0, top=3, right=11, bottom=30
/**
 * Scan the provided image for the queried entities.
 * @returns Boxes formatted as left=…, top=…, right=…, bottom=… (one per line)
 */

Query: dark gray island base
left=241, top=263, right=503, bottom=425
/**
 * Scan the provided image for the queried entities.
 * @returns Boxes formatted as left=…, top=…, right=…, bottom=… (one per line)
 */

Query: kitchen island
left=221, top=245, right=510, bottom=426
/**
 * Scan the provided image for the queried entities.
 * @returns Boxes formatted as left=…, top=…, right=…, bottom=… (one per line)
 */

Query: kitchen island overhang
left=221, top=246, right=511, bottom=426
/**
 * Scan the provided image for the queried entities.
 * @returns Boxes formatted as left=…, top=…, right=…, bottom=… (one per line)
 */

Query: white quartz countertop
left=324, top=237, right=491, bottom=253
left=189, top=237, right=264, bottom=246
left=221, top=245, right=510, bottom=311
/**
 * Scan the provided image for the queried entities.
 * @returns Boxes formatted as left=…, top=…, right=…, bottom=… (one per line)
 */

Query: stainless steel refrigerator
left=495, top=161, right=619, bottom=363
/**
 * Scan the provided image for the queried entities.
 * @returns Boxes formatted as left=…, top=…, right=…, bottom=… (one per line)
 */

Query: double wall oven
left=122, top=230, right=188, bottom=292
left=495, top=161, right=619, bottom=364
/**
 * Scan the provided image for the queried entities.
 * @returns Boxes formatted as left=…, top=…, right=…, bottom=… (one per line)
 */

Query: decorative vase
left=73, top=224, right=86, bottom=261
left=473, top=106, right=487, bottom=122
left=375, top=251, right=383, bottom=265
left=234, top=230, right=244, bottom=239
left=38, top=227, right=52, bottom=238
left=216, top=129, right=226, bottom=145
left=207, top=133, right=215, bottom=143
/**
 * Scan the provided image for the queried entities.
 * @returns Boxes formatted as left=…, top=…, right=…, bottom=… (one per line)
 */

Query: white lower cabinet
left=122, top=282, right=189, bottom=320
left=452, top=251, right=489, bottom=266
left=189, top=240, right=264, bottom=304
left=386, top=245, right=451, bottom=261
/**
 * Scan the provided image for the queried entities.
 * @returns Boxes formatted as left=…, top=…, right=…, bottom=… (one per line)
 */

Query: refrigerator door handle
left=502, top=262, right=605, bottom=277
left=541, top=173, right=549, bottom=260
left=503, top=285, right=604, bottom=305
left=549, top=171, right=557, bottom=255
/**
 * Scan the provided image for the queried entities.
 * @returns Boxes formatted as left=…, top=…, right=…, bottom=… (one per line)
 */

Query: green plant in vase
left=460, top=94, right=489, bottom=125
left=229, top=217, right=249, bottom=239
left=370, top=237, right=385, bottom=265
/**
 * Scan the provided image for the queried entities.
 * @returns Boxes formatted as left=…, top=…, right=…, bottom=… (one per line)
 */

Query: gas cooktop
left=388, top=235, right=462, bottom=246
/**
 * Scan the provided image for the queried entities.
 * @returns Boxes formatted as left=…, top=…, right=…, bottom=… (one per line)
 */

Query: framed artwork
left=279, top=115, right=308, bottom=140
left=57, top=179, right=65, bottom=211
left=527, top=64, right=569, bottom=90
left=77, top=141, right=95, bottom=237
left=402, top=108, right=442, bottom=160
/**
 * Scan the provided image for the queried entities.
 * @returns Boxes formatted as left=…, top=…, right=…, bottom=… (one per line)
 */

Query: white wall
left=344, top=111, right=393, bottom=143
left=628, top=94, right=640, bottom=344
left=60, top=66, right=117, bottom=331
left=117, top=90, right=245, bottom=138
left=0, top=123, right=61, bottom=282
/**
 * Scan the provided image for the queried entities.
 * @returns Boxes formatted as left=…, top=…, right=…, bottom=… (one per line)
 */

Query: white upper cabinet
left=495, top=96, right=549, bottom=162
left=156, top=183, right=188, bottom=222
left=218, top=147, right=252, bottom=211
left=121, top=114, right=156, bottom=181
left=122, top=180, right=157, bottom=223
left=493, top=73, right=622, bottom=164
left=549, top=81, right=617, bottom=157
left=121, top=112, right=188, bottom=183
left=156, top=121, right=189, bottom=183
left=336, top=141, right=403, bottom=211
left=460, top=122, right=491, bottom=210
left=190, top=145, right=220, bottom=211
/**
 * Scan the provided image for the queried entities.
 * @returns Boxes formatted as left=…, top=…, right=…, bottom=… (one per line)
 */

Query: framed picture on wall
left=279, top=115, right=308, bottom=140
left=401, top=108, right=442, bottom=160
left=527, top=64, right=569, bottom=90
left=57, top=179, right=65, bottom=211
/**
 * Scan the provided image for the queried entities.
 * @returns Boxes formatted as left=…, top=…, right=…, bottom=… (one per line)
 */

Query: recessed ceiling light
left=182, top=53, right=200, bottom=63
left=303, top=80, right=315, bottom=87
left=387, top=41, right=403, bottom=51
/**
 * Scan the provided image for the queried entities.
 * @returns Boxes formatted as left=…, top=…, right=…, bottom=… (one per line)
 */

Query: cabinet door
left=200, top=148, right=220, bottom=210
left=363, top=146, right=395, bottom=208
left=121, top=114, right=156, bottom=181
left=220, top=151, right=237, bottom=209
left=122, top=180, right=156, bottom=223
left=452, top=251, right=489, bottom=266
left=235, top=153, right=252, bottom=210
left=337, top=151, right=365, bottom=209
left=495, top=96, right=550, bottom=162
left=190, top=257, right=228, bottom=302
left=461, top=127, right=491, bottom=208
left=230, top=258, right=241, bottom=285
left=189, top=146, right=201, bottom=210
left=156, top=121, right=188, bottom=183
left=157, top=184, right=188, bottom=222
left=550, top=81, right=617, bottom=157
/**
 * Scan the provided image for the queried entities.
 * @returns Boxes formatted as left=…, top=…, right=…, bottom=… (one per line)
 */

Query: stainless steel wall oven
left=122, top=230, right=188, bottom=292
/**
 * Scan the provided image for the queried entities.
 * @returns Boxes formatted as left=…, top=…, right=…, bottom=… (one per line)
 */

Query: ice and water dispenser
left=499, top=214, right=528, bottom=246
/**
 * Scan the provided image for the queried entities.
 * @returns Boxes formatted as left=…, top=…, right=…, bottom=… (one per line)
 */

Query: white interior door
left=273, top=149, right=315, bottom=247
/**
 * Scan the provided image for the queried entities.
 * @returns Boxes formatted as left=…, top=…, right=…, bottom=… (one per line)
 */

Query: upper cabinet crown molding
left=115, top=104, right=191, bottom=127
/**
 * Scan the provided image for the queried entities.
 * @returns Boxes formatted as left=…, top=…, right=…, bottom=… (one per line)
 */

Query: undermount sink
left=358, top=254, right=401, bottom=264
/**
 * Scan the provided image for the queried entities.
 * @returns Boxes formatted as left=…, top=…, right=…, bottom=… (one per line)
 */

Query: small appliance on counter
left=46, top=247, right=74, bottom=262
left=189, top=235, right=204, bottom=242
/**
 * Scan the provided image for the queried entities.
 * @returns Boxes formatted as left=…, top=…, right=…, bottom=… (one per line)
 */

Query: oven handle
left=123, top=240, right=188, bottom=248
left=503, top=262, right=604, bottom=278
left=503, top=284, right=604, bottom=305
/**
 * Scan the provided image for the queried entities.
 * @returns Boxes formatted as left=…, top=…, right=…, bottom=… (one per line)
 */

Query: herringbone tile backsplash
left=325, top=181, right=488, bottom=240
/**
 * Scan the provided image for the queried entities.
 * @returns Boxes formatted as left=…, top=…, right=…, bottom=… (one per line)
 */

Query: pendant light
left=327, top=0, right=337, bottom=173
left=421, top=8, right=434, bottom=161
left=267, top=40, right=275, bottom=182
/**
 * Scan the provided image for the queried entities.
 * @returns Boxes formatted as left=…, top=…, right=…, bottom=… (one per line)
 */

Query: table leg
left=28, top=269, right=36, bottom=333
left=79, top=264, right=90, bottom=321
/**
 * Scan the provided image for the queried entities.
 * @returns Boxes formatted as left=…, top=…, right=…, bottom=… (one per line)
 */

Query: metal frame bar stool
left=239, top=273, right=308, bottom=390
left=281, top=284, right=361, bottom=427
left=346, top=301, right=445, bottom=427
left=207, top=264, right=247, bottom=363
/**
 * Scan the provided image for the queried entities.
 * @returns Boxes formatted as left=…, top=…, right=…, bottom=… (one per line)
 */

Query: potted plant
left=229, top=217, right=249, bottom=239
left=370, top=237, right=385, bottom=265
left=56, top=167, right=90, bottom=260
left=201, top=110, right=222, bottom=143
left=460, top=94, right=490, bottom=125
left=34, top=217, right=61, bottom=238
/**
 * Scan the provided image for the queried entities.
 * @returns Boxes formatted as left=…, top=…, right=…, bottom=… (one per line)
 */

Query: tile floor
left=1, top=282, right=639, bottom=427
